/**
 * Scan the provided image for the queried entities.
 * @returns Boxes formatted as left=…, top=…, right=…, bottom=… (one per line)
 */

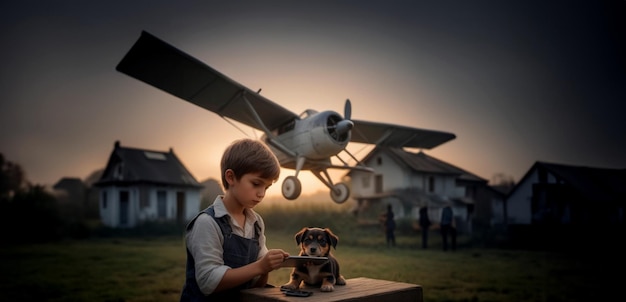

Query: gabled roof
left=94, top=141, right=202, bottom=188
left=510, top=161, right=626, bottom=202
left=352, top=147, right=486, bottom=183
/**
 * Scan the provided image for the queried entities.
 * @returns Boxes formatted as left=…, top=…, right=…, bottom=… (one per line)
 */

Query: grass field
left=1, top=201, right=622, bottom=301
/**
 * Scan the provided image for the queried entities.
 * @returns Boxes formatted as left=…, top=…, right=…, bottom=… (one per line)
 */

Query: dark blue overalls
left=180, top=206, right=261, bottom=301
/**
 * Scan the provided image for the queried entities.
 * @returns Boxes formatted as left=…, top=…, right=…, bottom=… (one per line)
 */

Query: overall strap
left=206, top=205, right=260, bottom=240
left=205, top=206, right=234, bottom=238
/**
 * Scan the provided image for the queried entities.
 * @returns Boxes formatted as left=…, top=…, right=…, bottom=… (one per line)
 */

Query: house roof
left=53, top=177, right=86, bottom=190
left=352, top=147, right=486, bottom=183
left=510, top=161, right=626, bottom=202
left=94, top=141, right=202, bottom=188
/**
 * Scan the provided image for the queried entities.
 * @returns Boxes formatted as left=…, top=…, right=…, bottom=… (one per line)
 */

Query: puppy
left=282, top=227, right=346, bottom=292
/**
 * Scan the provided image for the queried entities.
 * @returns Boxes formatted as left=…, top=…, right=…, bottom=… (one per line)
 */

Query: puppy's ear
left=324, top=228, right=339, bottom=249
left=294, top=227, right=309, bottom=245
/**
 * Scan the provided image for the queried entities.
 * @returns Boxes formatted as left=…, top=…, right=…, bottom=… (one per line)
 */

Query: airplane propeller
left=328, top=99, right=354, bottom=140
left=338, top=98, right=354, bottom=136
left=344, top=98, right=352, bottom=120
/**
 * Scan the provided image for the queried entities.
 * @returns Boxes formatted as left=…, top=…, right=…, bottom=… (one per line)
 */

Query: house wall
left=350, top=170, right=373, bottom=197
left=138, top=187, right=173, bottom=221
left=351, top=152, right=407, bottom=196
left=374, top=152, right=406, bottom=191
left=442, top=177, right=459, bottom=198
left=367, top=152, right=463, bottom=196
left=99, top=185, right=201, bottom=228
left=408, top=174, right=460, bottom=199
left=506, top=173, right=534, bottom=225
left=99, top=186, right=139, bottom=228
left=506, top=168, right=563, bottom=225
left=409, top=174, right=425, bottom=191
left=183, top=189, right=201, bottom=222
left=153, top=187, right=199, bottom=224
left=99, top=188, right=113, bottom=226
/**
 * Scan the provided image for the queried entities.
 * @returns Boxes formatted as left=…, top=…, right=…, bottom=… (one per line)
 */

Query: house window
left=157, top=191, right=167, bottom=219
left=119, top=191, right=129, bottom=226
left=377, top=157, right=382, bottom=166
left=466, top=185, right=476, bottom=198
left=144, top=151, right=166, bottom=160
left=375, top=175, right=383, bottom=193
left=428, top=176, right=435, bottom=193
left=177, top=191, right=186, bottom=224
left=361, top=174, right=371, bottom=188
left=113, top=162, right=124, bottom=180
left=140, top=186, right=150, bottom=208
left=101, top=191, right=108, bottom=209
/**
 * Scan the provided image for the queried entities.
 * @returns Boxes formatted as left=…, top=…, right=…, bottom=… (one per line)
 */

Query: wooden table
left=240, top=277, right=422, bottom=302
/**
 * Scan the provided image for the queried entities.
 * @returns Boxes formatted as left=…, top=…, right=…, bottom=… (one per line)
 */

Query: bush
left=0, top=185, right=64, bottom=243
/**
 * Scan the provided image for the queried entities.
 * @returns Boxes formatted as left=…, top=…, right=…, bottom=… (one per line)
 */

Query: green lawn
left=1, top=229, right=620, bottom=302
left=0, top=198, right=619, bottom=302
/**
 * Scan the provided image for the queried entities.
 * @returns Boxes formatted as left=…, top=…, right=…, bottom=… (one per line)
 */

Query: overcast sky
left=1, top=1, right=625, bottom=196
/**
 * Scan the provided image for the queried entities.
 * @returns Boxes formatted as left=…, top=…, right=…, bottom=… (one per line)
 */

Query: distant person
left=418, top=207, right=431, bottom=249
left=180, top=139, right=290, bottom=301
left=384, top=204, right=396, bottom=247
left=440, top=205, right=457, bottom=251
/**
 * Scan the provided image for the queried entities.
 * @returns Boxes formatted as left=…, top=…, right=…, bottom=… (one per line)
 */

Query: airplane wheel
left=330, top=183, right=349, bottom=204
left=282, top=176, right=302, bottom=200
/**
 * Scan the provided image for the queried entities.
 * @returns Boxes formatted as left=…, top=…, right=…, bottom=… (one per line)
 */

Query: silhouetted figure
left=419, top=207, right=431, bottom=249
left=440, top=205, right=456, bottom=251
left=384, top=204, right=396, bottom=247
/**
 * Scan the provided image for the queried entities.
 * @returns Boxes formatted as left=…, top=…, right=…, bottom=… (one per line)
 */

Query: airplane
left=116, top=31, right=456, bottom=204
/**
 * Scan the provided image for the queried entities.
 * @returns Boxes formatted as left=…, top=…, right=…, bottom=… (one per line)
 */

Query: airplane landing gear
left=330, top=183, right=349, bottom=204
left=282, top=176, right=302, bottom=200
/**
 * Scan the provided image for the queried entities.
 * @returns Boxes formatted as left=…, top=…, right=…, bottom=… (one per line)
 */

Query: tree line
left=0, top=153, right=93, bottom=243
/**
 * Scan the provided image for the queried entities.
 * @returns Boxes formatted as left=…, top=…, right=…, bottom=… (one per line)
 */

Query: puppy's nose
left=310, top=247, right=317, bottom=253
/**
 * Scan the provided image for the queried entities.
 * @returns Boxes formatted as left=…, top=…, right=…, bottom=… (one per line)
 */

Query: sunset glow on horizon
left=2, top=1, right=624, bottom=195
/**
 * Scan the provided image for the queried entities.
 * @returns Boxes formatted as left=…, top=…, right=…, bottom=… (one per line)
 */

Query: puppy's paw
left=280, top=282, right=299, bottom=291
left=336, top=275, right=347, bottom=285
left=320, top=284, right=334, bottom=292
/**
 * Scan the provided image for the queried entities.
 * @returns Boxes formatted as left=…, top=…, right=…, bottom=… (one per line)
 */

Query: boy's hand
left=260, top=249, right=289, bottom=272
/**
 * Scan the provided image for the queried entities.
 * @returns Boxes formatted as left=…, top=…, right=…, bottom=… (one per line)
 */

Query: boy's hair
left=220, top=138, right=281, bottom=189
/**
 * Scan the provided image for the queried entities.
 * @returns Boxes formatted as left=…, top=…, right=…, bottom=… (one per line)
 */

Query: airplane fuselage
left=262, top=110, right=350, bottom=171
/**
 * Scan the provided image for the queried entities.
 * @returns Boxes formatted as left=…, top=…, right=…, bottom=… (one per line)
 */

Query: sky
left=1, top=1, right=625, bottom=197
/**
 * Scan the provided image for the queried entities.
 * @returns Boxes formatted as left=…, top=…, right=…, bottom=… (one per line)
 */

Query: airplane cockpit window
left=276, top=119, right=296, bottom=135
left=299, top=109, right=318, bottom=119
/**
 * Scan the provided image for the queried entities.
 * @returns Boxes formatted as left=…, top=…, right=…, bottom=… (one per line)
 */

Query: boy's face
left=229, top=171, right=274, bottom=208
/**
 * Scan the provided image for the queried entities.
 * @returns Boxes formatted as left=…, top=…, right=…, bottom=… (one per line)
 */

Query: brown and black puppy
left=282, top=227, right=346, bottom=292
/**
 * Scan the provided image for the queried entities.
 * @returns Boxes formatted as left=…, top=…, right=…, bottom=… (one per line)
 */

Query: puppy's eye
left=318, top=239, right=327, bottom=246
left=303, top=238, right=312, bottom=243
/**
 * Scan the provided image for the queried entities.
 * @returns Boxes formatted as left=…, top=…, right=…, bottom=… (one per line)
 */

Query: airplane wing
left=116, top=31, right=298, bottom=132
left=351, top=119, right=456, bottom=149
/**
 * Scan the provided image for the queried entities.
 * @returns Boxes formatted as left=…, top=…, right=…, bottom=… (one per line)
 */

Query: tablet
left=280, top=256, right=329, bottom=267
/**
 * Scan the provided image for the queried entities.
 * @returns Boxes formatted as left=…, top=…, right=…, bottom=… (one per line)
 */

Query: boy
left=180, top=138, right=289, bottom=301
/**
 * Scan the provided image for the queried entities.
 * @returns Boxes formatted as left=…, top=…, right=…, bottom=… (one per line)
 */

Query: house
left=347, top=147, right=501, bottom=234
left=53, top=177, right=87, bottom=205
left=52, top=177, right=89, bottom=221
left=94, top=141, right=203, bottom=228
left=506, top=161, right=626, bottom=226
